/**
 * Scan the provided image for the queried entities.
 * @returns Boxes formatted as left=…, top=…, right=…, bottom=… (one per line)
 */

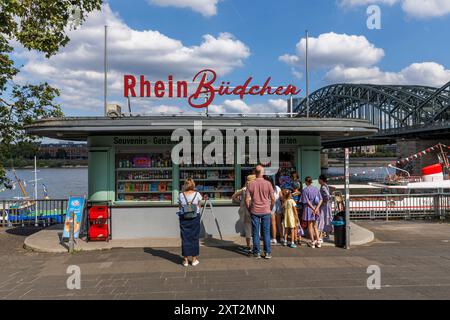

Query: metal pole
left=104, top=25, right=108, bottom=116
left=290, top=94, right=293, bottom=117
left=34, top=156, right=38, bottom=227
left=344, top=147, right=350, bottom=249
left=2, top=200, right=5, bottom=227
left=68, top=210, right=75, bottom=253
left=305, top=30, right=310, bottom=118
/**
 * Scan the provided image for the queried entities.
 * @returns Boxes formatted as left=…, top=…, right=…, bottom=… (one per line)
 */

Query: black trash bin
left=332, top=212, right=346, bottom=248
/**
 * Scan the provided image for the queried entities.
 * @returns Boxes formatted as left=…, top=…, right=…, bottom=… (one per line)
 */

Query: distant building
left=39, top=143, right=87, bottom=159
left=350, top=145, right=377, bottom=154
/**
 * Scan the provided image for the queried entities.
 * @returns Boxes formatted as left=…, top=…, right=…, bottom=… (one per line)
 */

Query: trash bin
left=331, top=212, right=346, bottom=248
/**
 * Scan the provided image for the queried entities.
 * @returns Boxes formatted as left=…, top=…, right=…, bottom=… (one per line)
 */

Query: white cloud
left=291, top=68, right=303, bottom=79
left=402, top=0, right=450, bottom=18
left=279, top=32, right=384, bottom=69
left=325, top=62, right=450, bottom=87
left=339, top=0, right=450, bottom=18
left=14, top=3, right=250, bottom=114
left=280, top=31, right=449, bottom=88
left=208, top=99, right=287, bottom=114
left=339, top=0, right=398, bottom=7
left=148, top=0, right=219, bottom=17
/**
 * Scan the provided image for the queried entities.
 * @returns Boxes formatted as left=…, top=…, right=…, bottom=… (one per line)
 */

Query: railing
left=336, top=193, right=450, bottom=220
left=1, top=194, right=449, bottom=227
left=0, top=199, right=68, bottom=227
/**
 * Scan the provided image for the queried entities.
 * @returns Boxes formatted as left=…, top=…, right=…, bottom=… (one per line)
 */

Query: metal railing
left=1, top=193, right=449, bottom=227
left=0, top=199, right=68, bottom=227
left=334, top=193, right=450, bottom=220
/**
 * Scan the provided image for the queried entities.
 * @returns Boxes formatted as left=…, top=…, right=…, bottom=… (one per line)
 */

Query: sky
left=11, top=0, right=450, bottom=116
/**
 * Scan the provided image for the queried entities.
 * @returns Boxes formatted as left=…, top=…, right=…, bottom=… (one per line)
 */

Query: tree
left=0, top=0, right=102, bottom=183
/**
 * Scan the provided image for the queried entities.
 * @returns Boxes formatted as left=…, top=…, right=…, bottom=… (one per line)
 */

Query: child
left=291, top=181, right=303, bottom=245
left=281, top=189, right=299, bottom=248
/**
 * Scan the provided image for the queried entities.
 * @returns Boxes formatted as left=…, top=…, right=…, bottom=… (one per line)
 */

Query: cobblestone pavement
left=1, top=221, right=450, bottom=300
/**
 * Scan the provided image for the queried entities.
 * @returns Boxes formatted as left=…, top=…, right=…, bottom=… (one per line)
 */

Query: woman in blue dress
left=301, top=176, right=323, bottom=248
left=178, top=178, right=203, bottom=267
left=318, top=174, right=333, bottom=243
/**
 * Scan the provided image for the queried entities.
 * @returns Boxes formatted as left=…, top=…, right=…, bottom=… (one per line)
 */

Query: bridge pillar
left=397, top=139, right=450, bottom=174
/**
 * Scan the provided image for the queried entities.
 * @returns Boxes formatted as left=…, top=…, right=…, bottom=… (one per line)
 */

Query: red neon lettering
left=123, top=69, right=301, bottom=109
left=124, top=75, right=136, bottom=97
left=154, top=81, right=165, bottom=98
left=189, top=69, right=216, bottom=108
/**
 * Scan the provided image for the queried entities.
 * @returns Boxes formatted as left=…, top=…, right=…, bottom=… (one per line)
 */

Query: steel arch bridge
left=294, top=82, right=450, bottom=146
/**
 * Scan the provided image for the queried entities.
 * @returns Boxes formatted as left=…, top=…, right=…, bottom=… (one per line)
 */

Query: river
left=0, top=166, right=391, bottom=200
left=0, top=168, right=88, bottom=200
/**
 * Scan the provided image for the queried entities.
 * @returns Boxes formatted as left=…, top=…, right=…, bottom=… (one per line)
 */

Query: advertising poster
left=62, top=196, right=86, bottom=240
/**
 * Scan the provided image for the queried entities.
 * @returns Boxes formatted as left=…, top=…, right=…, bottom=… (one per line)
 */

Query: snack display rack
left=116, top=152, right=173, bottom=202
left=179, top=163, right=235, bottom=201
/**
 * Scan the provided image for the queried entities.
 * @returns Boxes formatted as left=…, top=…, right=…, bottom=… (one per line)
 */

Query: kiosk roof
left=25, top=115, right=378, bottom=141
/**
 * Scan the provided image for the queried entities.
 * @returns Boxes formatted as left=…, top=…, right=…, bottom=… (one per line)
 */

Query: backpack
left=181, top=192, right=199, bottom=219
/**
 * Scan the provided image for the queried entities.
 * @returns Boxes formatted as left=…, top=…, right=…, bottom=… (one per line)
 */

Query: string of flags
left=393, top=143, right=450, bottom=165
left=328, top=143, right=450, bottom=181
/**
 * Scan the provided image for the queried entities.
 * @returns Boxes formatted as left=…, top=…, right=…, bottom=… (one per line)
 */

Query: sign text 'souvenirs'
left=123, top=69, right=301, bottom=109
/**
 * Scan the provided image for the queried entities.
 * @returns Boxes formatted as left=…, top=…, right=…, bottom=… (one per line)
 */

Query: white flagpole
left=34, top=156, right=38, bottom=226
left=305, top=30, right=310, bottom=118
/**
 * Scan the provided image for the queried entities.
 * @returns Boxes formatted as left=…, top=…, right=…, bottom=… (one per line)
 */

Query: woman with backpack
left=178, top=178, right=203, bottom=267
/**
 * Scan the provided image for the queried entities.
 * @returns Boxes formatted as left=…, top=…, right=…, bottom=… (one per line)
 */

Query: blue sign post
left=62, top=196, right=86, bottom=240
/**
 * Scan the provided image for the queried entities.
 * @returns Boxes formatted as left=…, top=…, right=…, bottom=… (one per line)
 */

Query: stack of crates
left=88, top=205, right=110, bottom=241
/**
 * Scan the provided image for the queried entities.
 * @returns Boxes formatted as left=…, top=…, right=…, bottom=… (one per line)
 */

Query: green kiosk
left=26, top=115, right=376, bottom=239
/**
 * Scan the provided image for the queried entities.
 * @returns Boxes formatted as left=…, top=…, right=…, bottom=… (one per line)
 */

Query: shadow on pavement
left=5, top=226, right=44, bottom=237
left=143, top=247, right=181, bottom=264
left=201, top=237, right=250, bottom=257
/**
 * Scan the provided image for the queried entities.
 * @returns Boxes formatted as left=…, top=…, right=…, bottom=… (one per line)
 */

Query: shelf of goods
left=179, top=164, right=235, bottom=201
left=116, top=153, right=173, bottom=202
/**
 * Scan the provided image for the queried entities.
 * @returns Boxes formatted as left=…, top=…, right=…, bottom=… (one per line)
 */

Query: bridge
left=294, top=81, right=450, bottom=148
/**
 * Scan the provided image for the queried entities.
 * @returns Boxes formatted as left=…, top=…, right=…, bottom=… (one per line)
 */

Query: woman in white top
left=178, top=178, right=203, bottom=267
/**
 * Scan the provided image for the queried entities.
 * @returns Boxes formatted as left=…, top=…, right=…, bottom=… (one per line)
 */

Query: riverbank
left=3, top=159, right=87, bottom=169
left=327, top=157, right=396, bottom=167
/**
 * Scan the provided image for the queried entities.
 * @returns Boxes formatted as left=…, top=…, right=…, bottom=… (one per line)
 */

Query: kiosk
left=26, top=115, right=377, bottom=239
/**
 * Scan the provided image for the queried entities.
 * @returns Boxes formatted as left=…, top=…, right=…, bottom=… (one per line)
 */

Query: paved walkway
left=23, top=222, right=374, bottom=253
left=1, top=221, right=450, bottom=299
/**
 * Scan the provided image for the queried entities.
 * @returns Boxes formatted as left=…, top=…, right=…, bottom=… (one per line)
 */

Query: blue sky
left=13, top=0, right=450, bottom=116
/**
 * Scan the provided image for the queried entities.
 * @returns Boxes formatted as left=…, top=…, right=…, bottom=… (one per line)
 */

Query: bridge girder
left=295, top=82, right=450, bottom=135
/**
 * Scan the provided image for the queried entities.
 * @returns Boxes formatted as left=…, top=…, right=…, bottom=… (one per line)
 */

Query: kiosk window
left=179, top=163, right=235, bottom=201
left=116, top=150, right=172, bottom=202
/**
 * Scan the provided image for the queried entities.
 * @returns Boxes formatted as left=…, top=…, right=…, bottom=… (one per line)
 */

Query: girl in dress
left=281, top=189, right=299, bottom=248
left=301, top=176, right=323, bottom=248
left=318, top=174, right=334, bottom=242
left=291, top=181, right=303, bottom=245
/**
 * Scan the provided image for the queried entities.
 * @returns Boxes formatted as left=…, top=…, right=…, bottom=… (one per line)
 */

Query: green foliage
left=0, top=0, right=102, bottom=183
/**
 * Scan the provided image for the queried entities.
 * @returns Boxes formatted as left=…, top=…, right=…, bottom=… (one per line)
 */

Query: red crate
left=89, top=205, right=109, bottom=220
left=89, top=223, right=109, bottom=241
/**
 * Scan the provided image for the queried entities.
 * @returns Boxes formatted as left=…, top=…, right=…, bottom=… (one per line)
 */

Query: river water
left=0, top=168, right=88, bottom=200
left=0, top=166, right=391, bottom=200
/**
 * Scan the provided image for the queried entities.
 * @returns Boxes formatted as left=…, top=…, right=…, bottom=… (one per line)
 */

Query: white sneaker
left=308, top=241, right=315, bottom=248
left=192, top=260, right=200, bottom=267
left=316, top=241, right=322, bottom=248
left=271, top=239, right=277, bottom=244
left=182, top=260, right=189, bottom=267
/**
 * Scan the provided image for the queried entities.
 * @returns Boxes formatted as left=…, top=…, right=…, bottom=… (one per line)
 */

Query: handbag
left=181, top=192, right=198, bottom=219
